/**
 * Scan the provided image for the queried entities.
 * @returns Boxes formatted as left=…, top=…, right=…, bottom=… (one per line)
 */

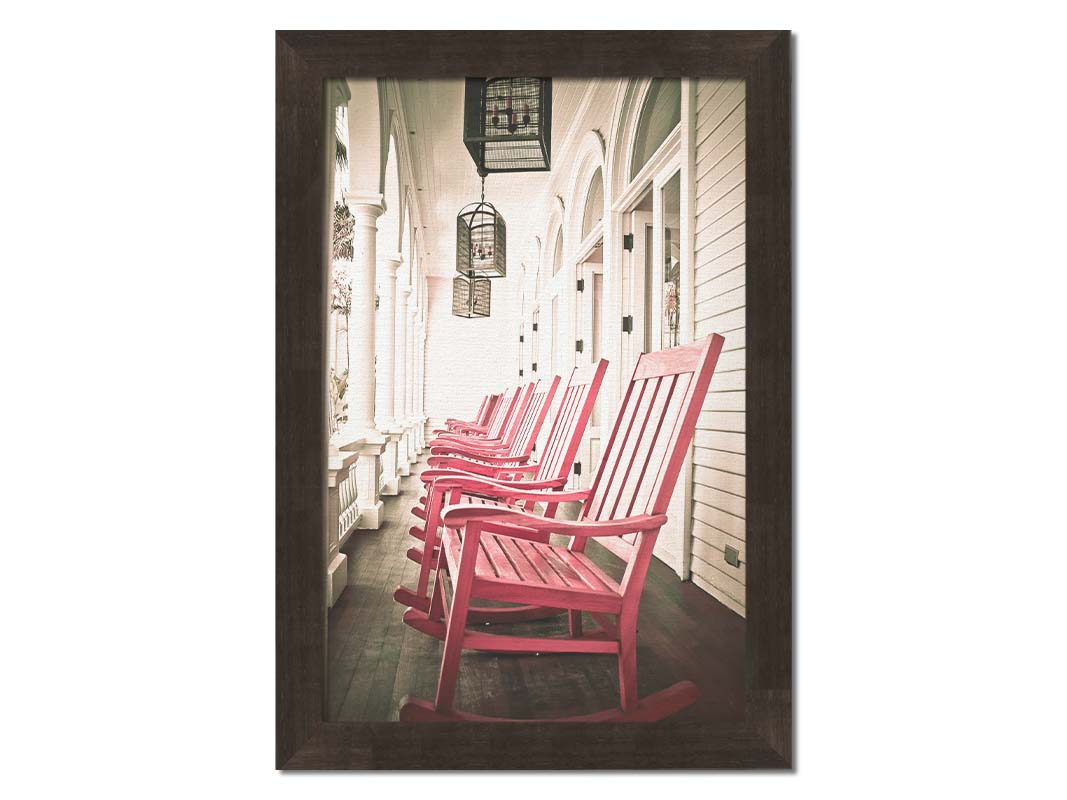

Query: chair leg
left=433, top=528, right=480, bottom=714
left=568, top=609, right=583, bottom=637
left=433, top=597, right=470, bottom=714
left=414, top=488, right=444, bottom=601
left=617, top=612, right=638, bottom=711
left=427, top=565, right=446, bottom=622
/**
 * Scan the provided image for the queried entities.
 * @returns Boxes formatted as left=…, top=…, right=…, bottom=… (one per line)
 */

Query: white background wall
left=690, top=77, right=749, bottom=614
left=423, top=274, right=521, bottom=422
left=4, top=3, right=1067, bottom=797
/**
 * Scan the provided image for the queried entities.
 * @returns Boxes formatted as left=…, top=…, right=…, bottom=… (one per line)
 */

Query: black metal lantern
left=452, top=274, right=491, bottom=318
left=464, top=77, right=551, bottom=175
left=456, top=193, right=506, bottom=278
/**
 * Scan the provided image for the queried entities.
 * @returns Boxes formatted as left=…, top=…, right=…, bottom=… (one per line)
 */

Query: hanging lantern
left=456, top=193, right=506, bottom=278
left=464, top=77, right=551, bottom=174
left=452, top=274, right=491, bottom=318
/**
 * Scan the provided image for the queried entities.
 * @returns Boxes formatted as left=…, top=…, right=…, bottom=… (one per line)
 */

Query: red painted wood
left=442, top=384, right=521, bottom=440
left=440, top=391, right=497, bottom=432
left=399, top=681, right=699, bottom=723
left=437, top=526, right=624, bottom=614
left=430, top=384, right=524, bottom=445
left=393, top=362, right=607, bottom=614
left=402, top=335, right=725, bottom=722
left=427, top=376, right=559, bottom=466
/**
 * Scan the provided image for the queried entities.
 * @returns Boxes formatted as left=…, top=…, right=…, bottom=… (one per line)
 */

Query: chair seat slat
left=444, top=529, right=622, bottom=600
left=477, top=532, right=521, bottom=582
left=495, top=534, right=548, bottom=585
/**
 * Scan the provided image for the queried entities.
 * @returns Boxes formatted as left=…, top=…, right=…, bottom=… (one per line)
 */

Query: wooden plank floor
left=328, top=454, right=746, bottom=722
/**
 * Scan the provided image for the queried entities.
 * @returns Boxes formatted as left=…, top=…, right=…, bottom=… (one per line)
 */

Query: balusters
left=338, top=466, right=360, bottom=541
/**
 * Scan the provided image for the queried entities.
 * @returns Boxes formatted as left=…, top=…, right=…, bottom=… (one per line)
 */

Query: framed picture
left=277, top=30, right=791, bottom=769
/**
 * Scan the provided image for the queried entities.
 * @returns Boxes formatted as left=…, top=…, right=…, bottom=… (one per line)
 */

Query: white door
left=620, top=176, right=687, bottom=575
left=650, top=170, right=686, bottom=575
left=622, top=205, right=653, bottom=384
left=575, top=256, right=604, bottom=489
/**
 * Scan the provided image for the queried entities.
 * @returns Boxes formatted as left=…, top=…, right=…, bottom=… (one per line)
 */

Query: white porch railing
left=326, top=446, right=361, bottom=608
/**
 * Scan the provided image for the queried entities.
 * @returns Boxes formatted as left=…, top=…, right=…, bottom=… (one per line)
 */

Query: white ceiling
left=397, top=78, right=593, bottom=280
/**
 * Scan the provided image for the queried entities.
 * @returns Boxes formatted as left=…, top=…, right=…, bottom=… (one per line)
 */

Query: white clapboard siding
left=690, top=77, right=746, bottom=616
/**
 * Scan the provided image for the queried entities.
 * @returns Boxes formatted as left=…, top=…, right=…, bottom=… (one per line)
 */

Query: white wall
left=690, top=78, right=747, bottom=616
left=423, top=274, right=521, bottom=422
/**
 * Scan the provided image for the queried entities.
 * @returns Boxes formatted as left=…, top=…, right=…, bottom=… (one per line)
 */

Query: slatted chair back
left=534, top=359, right=609, bottom=482
left=495, top=383, right=536, bottom=447
left=472, top=395, right=489, bottom=426
left=579, top=335, right=725, bottom=560
left=483, top=393, right=506, bottom=426
left=484, top=386, right=521, bottom=439
left=507, top=377, right=560, bottom=458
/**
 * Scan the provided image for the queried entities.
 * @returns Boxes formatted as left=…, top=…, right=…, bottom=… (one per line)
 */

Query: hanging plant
left=332, top=202, right=355, bottom=261
left=331, top=264, right=352, bottom=316
left=329, top=368, right=349, bottom=433
left=335, top=135, right=348, bottom=170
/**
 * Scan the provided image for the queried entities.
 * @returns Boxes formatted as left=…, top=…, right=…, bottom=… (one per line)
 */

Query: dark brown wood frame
left=277, top=30, right=792, bottom=769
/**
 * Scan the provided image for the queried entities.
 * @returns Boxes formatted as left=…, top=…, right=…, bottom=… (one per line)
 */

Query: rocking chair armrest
left=426, top=443, right=509, bottom=459
left=432, top=432, right=505, bottom=445
left=431, top=474, right=589, bottom=504
left=426, top=456, right=529, bottom=478
left=445, top=422, right=491, bottom=436
left=428, top=448, right=527, bottom=464
left=429, top=438, right=510, bottom=450
left=424, top=457, right=511, bottom=479
left=423, top=469, right=568, bottom=491
left=442, top=506, right=668, bottom=538
left=492, top=462, right=540, bottom=473
left=429, top=437, right=500, bottom=450
left=421, top=461, right=537, bottom=482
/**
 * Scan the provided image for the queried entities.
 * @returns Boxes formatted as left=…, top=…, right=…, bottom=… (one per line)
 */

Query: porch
left=322, top=75, right=749, bottom=721
left=328, top=454, right=744, bottom=722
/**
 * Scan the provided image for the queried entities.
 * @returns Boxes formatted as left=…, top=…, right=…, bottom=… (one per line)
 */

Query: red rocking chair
left=444, top=392, right=500, bottom=434
left=428, top=384, right=528, bottom=449
left=426, top=377, right=557, bottom=468
left=399, top=334, right=725, bottom=722
left=394, top=360, right=607, bottom=616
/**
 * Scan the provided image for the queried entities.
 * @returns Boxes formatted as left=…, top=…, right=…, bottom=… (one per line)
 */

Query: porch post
left=342, top=195, right=384, bottom=435
left=375, top=254, right=402, bottom=428
left=415, top=323, right=427, bottom=451
left=342, top=193, right=386, bottom=527
left=406, top=303, right=420, bottom=466
left=395, top=282, right=412, bottom=476
left=375, top=253, right=404, bottom=495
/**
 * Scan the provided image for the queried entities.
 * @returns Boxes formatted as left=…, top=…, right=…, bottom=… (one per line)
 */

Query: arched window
left=581, top=167, right=603, bottom=242
left=551, top=227, right=563, bottom=276
left=630, top=78, right=681, bottom=180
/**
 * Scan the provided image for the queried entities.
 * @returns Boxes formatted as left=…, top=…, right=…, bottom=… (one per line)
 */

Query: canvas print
left=324, top=76, right=748, bottom=723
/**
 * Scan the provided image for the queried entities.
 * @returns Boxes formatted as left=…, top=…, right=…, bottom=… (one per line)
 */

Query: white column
left=339, top=193, right=386, bottom=527
left=374, top=253, right=403, bottom=494
left=395, top=283, right=412, bottom=475
left=415, top=324, right=426, bottom=450
left=406, top=303, right=419, bottom=464
left=407, top=305, right=419, bottom=419
left=342, top=194, right=384, bottom=435
left=375, top=254, right=402, bottom=428
left=395, top=283, right=411, bottom=419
